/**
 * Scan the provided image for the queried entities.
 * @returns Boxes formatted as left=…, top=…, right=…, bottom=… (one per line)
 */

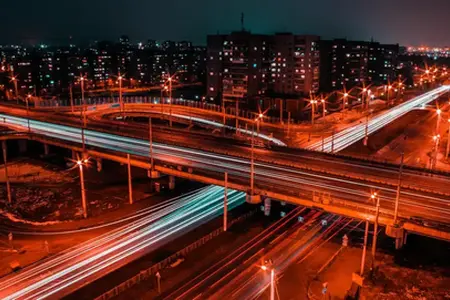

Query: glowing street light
left=77, top=158, right=89, bottom=218
left=321, top=98, right=326, bottom=118
left=118, top=73, right=124, bottom=116
left=261, top=262, right=275, bottom=300
left=10, top=75, right=19, bottom=103
left=25, top=94, right=31, bottom=132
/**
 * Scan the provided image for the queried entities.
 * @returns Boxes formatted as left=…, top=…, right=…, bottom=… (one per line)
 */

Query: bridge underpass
left=1, top=117, right=449, bottom=242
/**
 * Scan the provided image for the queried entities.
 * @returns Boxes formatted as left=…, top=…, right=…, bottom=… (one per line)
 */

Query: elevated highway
left=1, top=113, right=450, bottom=241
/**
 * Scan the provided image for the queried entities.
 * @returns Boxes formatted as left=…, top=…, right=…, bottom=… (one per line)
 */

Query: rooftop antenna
left=241, top=13, right=245, bottom=31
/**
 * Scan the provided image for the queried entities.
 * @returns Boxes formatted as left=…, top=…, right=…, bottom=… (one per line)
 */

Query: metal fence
left=94, top=210, right=256, bottom=300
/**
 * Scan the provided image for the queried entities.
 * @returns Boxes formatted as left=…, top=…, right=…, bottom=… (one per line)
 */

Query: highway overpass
left=1, top=113, right=450, bottom=242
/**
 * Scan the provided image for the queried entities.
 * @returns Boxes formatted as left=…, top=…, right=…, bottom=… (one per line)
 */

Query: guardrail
left=35, top=95, right=287, bottom=124
left=93, top=210, right=256, bottom=300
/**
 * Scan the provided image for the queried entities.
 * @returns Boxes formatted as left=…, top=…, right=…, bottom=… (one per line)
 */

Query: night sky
left=2, top=0, right=450, bottom=46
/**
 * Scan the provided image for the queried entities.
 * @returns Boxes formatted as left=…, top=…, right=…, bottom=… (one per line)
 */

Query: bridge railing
left=35, top=95, right=287, bottom=124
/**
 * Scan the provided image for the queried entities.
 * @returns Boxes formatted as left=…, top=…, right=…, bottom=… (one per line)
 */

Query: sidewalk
left=308, top=247, right=362, bottom=299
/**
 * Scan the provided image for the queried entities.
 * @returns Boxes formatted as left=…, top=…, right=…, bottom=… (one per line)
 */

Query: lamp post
left=343, top=92, right=348, bottom=111
left=77, top=158, right=89, bottom=219
left=2, top=141, right=12, bottom=204
left=251, top=114, right=263, bottom=195
left=371, top=192, right=380, bottom=269
left=310, top=99, right=317, bottom=125
left=168, top=76, right=173, bottom=127
left=360, top=220, right=369, bottom=276
left=11, top=76, right=18, bottom=102
left=362, top=88, right=367, bottom=108
left=80, top=75, right=86, bottom=128
left=79, top=76, right=86, bottom=154
left=26, top=94, right=31, bottom=132
left=393, top=152, right=404, bottom=225
left=321, top=98, right=326, bottom=118
left=436, top=109, right=442, bottom=133
left=261, top=263, right=275, bottom=300
left=118, top=73, right=124, bottom=118
left=432, top=134, right=441, bottom=170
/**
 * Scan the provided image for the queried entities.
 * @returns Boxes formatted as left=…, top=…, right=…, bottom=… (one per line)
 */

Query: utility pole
left=2, top=141, right=12, bottom=204
left=393, top=152, right=404, bottom=224
left=127, top=153, right=133, bottom=204
left=371, top=193, right=380, bottom=269
left=360, top=220, right=369, bottom=276
left=224, top=172, right=228, bottom=232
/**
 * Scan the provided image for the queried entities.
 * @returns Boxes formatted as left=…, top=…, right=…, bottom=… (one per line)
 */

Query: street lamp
left=310, top=99, right=317, bottom=125
left=10, top=76, right=19, bottom=103
left=79, top=75, right=86, bottom=128
left=261, top=262, right=275, bottom=300
left=321, top=98, right=326, bottom=118
left=26, top=94, right=31, bottom=132
left=77, top=158, right=89, bottom=218
left=436, top=108, right=442, bottom=133
left=371, top=192, right=380, bottom=269
left=432, top=134, right=441, bottom=170
left=118, top=73, right=123, bottom=111
left=250, top=114, right=263, bottom=195
left=343, top=92, right=348, bottom=111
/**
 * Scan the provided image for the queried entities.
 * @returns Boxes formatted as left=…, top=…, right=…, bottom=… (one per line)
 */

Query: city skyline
left=2, top=0, right=450, bottom=46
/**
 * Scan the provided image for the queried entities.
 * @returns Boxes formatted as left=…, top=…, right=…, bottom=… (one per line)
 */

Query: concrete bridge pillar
left=246, top=193, right=262, bottom=204
left=385, top=225, right=406, bottom=249
left=96, top=158, right=102, bottom=172
left=147, top=169, right=160, bottom=179
left=44, top=144, right=49, bottom=156
left=18, top=140, right=27, bottom=154
left=169, top=175, right=175, bottom=190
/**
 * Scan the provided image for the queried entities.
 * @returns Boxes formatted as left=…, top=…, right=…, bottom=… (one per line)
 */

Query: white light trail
left=308, top=86, right=450, bottom=152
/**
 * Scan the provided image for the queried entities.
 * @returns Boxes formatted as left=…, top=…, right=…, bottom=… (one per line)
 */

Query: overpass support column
left=44, top=144, right=49, bottom=156
left=246, top=193, right=261, bottom=204
left=96, top=158, right=102, bottom=172
left=385, top=225, right=405, bottom=249
left=2, top=141, right=12, bottom=204
left=169, top=175, right=175, bottom=190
